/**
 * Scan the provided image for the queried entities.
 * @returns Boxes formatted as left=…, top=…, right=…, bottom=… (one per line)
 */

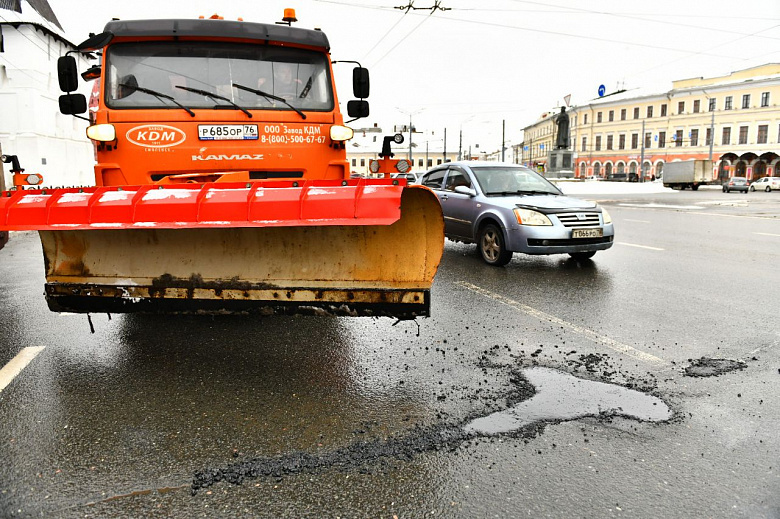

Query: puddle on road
left=464, top=367, right=670, bottom=435
left=191, top=367, right=671, bottom=493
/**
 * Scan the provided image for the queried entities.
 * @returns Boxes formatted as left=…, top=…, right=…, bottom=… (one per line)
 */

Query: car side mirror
left=454, top=185, right=476, bottom=197
left=59, top=94, right=87, bottom=115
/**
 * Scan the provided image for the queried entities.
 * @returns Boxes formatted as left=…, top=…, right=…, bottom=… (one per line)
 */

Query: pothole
left=683, top=357, right=746, bottom=378
left=464, top=367, right=670, bottom=435
left=191, top=368, right=671, bottom=493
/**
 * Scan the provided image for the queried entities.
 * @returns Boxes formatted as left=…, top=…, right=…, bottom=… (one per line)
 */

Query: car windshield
left=472, top=166, right=561, bottom=196
left=105, top=42, right=333, bottom=112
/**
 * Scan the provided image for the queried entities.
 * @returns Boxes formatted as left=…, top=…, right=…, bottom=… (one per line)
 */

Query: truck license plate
left=572, top=228, right=603, bottom=238
left=198, top=124, right=258, bottom=141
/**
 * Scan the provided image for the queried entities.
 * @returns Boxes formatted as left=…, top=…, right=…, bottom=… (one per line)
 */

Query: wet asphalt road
left=1, top=186, right=779, bottom=518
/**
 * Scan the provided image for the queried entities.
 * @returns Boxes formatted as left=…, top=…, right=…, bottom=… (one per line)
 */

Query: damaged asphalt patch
left=191, top=367, right=671, bottom=494
left=684, top=357, right=747, bottom=378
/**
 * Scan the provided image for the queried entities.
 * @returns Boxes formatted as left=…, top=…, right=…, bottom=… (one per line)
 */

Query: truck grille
left=556, top=212, right=601, bottom=228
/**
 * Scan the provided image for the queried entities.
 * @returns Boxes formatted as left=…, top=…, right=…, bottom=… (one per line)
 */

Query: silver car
left=419, top=161, right=615, bottom=266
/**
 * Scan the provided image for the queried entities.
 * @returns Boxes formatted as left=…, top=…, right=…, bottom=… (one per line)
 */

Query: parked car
left=722, top=176, right=750, bottom=193
left=418, top=161, right=615, bottom=266
left=390, top=172, right=419, bottom=183
left=749, top=176, right=780, bottom=192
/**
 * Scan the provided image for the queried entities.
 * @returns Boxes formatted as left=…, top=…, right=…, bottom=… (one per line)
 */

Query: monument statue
left=555, top=107, right=569, bottom=149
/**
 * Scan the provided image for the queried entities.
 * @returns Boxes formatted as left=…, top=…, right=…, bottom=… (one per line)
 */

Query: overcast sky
left=47, top=0, right=780, bottom=153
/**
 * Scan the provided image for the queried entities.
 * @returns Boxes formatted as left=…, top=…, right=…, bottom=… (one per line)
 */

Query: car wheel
left=478, top=224, right=512, bottom=266
left=750, top=186, right=755, bottom=192
left=766, top=186, right=772, bottom=192
left=724, top=187, right=730, bottom=193
left=569, top=251, right=596, bottom=261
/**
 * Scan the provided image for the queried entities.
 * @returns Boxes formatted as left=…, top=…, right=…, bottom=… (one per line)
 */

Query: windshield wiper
left=174, top=85, right=252, bottom=118
left=231, top=83, right=307, bottom=120
left=119, top=83, right=195, bottom=117
left=491, top=190, right=557, bottom=196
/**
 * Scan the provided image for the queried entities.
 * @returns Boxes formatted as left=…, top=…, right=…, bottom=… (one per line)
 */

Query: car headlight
left=601, top=207, right=612, bottom=224
left=514, top=208, right=552, bottom=226
left=329, top=125, right=354, bottom=141
left=86, top=124, right=116, bottom=142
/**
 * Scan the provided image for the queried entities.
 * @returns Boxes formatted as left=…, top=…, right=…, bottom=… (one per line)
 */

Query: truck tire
left=478, top=224, right=512, bottom=266
left=691, top=184, right=699, bottom=191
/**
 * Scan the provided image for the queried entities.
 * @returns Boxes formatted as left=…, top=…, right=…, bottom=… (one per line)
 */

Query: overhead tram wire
left=504, top=0, right=780, bottom=42
left=369, top=3, right=449, bottom=69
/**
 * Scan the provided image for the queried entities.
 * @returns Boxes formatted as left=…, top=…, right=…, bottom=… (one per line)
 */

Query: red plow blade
left=0, top=179, right=404, bottom=231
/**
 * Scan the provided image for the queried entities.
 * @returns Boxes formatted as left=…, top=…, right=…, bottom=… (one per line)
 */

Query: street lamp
left=396, top=107, right=424, bottom=162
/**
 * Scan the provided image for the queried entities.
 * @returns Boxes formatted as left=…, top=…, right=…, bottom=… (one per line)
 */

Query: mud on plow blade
left=0, top=179, right=444, bottom=318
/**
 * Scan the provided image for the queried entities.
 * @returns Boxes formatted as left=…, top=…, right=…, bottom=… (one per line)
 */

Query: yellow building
left=521, top=64, right=780, bottom=181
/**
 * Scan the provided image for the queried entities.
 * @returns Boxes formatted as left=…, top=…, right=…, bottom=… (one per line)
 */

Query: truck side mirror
left=59, top=94, right=87, bottom=115
left=57, top=56, right=79, bottom=93
left=347, top=100, right=369, bottom=119
left=352, top=67, right=369, bottom=99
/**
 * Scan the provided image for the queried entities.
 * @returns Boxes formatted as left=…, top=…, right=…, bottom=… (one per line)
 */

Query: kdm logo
left=126, top=125, right=186, bottom=148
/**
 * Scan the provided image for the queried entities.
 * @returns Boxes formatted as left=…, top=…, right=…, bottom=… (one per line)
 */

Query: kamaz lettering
left=191, top=154, right=265, bottom=161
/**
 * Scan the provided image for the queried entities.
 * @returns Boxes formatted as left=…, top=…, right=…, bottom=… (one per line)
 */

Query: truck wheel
left=478, top=224, right=512, bottom=266
left=691, top=184, right=699, bottom=191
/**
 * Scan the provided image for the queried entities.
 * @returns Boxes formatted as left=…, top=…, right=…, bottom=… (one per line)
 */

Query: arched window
left=629, top=162, right=637, bottom=174
left=605, top=163, right=613, bottom=178
left=656, top=161, right=665, bottom=176
left=594, top=163, right=601, bottom=177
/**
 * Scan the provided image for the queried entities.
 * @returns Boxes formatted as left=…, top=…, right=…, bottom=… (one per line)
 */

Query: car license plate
left=572, top=228, right=603, bottom=238
left=198, top=124, right=258, bottom=141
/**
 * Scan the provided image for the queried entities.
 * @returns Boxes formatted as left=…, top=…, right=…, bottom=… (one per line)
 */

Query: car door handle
left=441, top=195, right=449, bottom=200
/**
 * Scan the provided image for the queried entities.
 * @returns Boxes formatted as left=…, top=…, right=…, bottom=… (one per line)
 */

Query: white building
left=0, top=0, right=95, bottom=189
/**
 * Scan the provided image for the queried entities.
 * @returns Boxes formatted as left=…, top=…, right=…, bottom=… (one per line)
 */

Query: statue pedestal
left=546, top=149, right=574, bottom=179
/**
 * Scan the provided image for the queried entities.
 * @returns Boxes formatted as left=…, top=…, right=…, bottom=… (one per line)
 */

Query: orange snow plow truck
left=0, top=12, right=444, bottom=318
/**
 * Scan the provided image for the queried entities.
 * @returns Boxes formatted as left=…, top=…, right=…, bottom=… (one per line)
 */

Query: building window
left=647, top=106, right=653, bottom=118
left=595, top=135, right=602, bottom=151
left=351, top=158, right=357, bottom=166
left=678, top=101, right=685, bottom=114
left=693, top=100, right=700, bottom=113
left=620, top=108, right=626, bottom=121
left=581, top=136, right=587, bottom=152
left=706, top=127, right=712, bottom=146
left=633, top=107, right=639, bottom=119
left=608, top=110, right=614, bottom=122
left=675, top=130, right=683, bottom=147
left=631, top=133, right=638, bottom=149
left=360, top=158, right=365, bottom=167
left=607, top=135, right=614, bottom=150
left=418, top=158, right=424, bottom=167
left=645, top=132, right=651, bottom=148
left=690, top=129, right=699, bottom=146
left=738, top=126, right=748, bottom=144
left=437, top=159, right=442, bottom=165
left=725, top=96, right=732, bottom=110
left=661, top=104, right=667, bottom=117
left=618, top=134, right=626, bottom=150
left=597, top=112, right=603, bottom=123
left=658, top=131, right=666, bottom=148
left=708, top=98, right=716, bottom=111
left=427, top=159, right=432, bottom=167
left=722, top=127, right=731, bottom=145
left=583, top=113, right=588, bottom=125
left=757, top=125, right=768, bottom=144
left=742, top=94, right=750, bottom=109
left=761, top=92, right=770, bottom=107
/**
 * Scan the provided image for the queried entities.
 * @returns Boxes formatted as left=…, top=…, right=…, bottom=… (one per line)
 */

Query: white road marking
left=0, top=347, right=45, bottom=393
left=624, top=219, right=650, bottom=223
left=456, top=282, right=667, bottom=366
left=617, top=242, right=665, bottom=251
left=753, top=232, right=780, bottom=237
left=619, top=203, right=701, bottom=210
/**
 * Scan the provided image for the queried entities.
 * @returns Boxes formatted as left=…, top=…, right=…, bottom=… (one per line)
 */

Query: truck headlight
left=601, top=207, right=612, bottom=224
left=330, top=125, right=354, bottom=141
left=514, top=208, right=552, bottom=226
left=86, top=124, right=116, bottom=142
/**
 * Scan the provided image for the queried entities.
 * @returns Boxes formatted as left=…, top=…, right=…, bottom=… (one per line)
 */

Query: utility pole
left=458, top=129, right=462, bottom=161
left=639, top=119, right=645, bottom=182
left=443, top=128, right=447, bottom=162
left=501, top=120, right=506, bottom=162
left=708, top=109, right=714, bottom=162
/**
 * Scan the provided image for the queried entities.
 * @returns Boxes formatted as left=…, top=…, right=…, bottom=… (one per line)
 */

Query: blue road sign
left=598, top=85, right=606, bottom=97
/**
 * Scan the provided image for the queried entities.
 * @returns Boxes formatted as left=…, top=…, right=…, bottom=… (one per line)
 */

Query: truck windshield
left=105, top=42, right=333, bottom=112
